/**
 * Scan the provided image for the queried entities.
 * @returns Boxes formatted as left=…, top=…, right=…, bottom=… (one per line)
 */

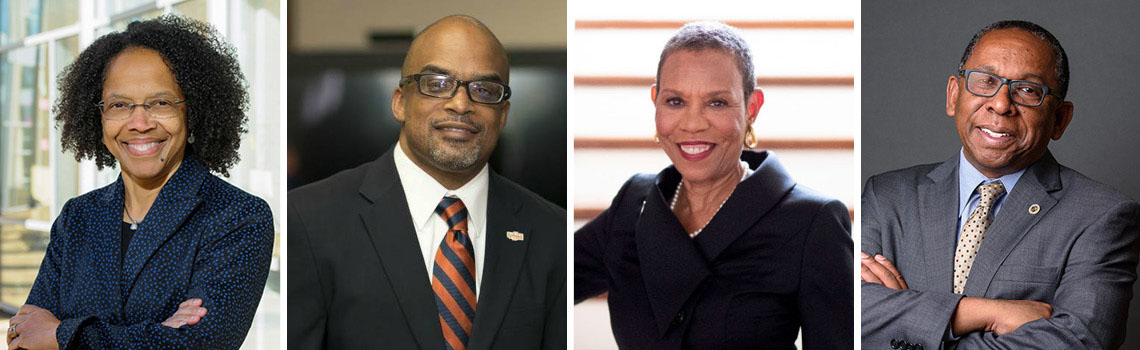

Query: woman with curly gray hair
left=5, top=15, right=273, bottom=350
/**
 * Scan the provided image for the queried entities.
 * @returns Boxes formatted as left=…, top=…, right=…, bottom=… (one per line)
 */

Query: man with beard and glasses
left=861, top=20, right=1140, bottom=350
left=287, top=15, right=566, bottom=350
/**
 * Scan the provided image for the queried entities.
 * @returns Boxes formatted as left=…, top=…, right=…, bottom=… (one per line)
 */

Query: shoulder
left=493, top=173, right=566, bottom=222
left=288, top=159, right=375, bottom=214
left=865, top=162, right=941, bottom=189
left=198, top=174, right=272, bottom=217
left=1055, top=165, right=1140, bottom=213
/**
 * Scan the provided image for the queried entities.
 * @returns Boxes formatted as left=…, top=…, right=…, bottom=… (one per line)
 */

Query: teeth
left=981, top=128, right=1010, bottom=138
left=680, top=144, right=711, bottom=154
left=440, top=127, right=471, bottom=133
left=128, top=142, right=160, bottom=152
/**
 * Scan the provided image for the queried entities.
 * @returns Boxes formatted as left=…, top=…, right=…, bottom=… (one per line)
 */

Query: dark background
left=287, top=51, right=567, bottom=207
left=862, top=1, right=1140, bottom=347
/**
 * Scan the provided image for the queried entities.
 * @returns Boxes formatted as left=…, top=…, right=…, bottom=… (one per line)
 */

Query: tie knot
left=976, top=181, right=1006, bottom=207
left=436, top=196, right=469, bottom=233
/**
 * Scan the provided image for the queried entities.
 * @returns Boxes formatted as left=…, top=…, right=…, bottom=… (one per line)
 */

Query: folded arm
left=25, top=202, right=275, bottom=349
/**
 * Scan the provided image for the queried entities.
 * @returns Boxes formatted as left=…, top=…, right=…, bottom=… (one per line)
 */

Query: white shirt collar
left=393, top=141, right=489, bottom=240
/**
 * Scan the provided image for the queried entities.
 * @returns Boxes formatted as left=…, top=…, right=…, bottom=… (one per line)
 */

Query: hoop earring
left=744, top=127, right=758, bottom=149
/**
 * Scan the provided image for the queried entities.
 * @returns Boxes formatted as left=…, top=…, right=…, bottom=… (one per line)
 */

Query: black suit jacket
left=575, top=151, right=853, bottom=349
left=288, top=147, right=566, bottom=349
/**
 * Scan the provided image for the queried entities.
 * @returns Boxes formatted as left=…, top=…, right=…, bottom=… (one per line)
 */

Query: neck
left=122, top=157, right=182, bottom=221
left=679, top=162, right=743, bottom=213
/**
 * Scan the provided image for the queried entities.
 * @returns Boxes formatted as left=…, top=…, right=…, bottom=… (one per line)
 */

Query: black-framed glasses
left=960, top=69, right=1061, bottom=107
left=400, top=73, right=511, bottom=104
left=96, top=98, right=186, bottom=120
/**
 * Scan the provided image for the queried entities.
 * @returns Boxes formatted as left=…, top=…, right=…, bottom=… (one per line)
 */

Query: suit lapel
left=637, top=167, right=711, bottom=336
left=121, top=156, right=205, bottom=297
left=467, top=173, right=528, bottom=349
left=964, top=152, right=1061, bottom=296
left=358, top=149, right=444, bottom=350
left=695, top=151, right=795, bottom=262
left=918, top=155, right=959, bottom=292
left=96, top=180, right=129, bottom=307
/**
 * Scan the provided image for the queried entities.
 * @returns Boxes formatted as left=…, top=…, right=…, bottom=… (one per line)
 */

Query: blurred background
left=286, top=0, right=567, bottom=207
left=0, top=0, right=281, bottom=348
left=570, top=0, right=856, bottom=348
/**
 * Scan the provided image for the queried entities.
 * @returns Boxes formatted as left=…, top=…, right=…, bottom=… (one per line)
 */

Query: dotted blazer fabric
left=25, top=153, right=275, bottom=349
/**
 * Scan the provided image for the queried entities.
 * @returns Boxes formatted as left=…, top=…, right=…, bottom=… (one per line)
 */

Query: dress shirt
left=955, top=149, right=1025, bottom=237
left=393, top=141, right=488, bottom=296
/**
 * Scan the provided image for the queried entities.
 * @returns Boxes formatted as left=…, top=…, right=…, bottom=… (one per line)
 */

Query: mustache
left=430, top=115, right=485, bottom=133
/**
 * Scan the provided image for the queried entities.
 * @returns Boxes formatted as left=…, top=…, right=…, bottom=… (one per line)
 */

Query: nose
left=125, top=105, right=157, bottom=132
left=443, top=85, right=474, bottom=115
left=985, top=83, right=1017, bottom=117
left=678, top=105, right=710, bottom=133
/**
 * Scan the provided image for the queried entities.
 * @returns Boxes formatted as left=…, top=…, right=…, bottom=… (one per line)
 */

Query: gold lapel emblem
left=506, top=231, right=525, bottom=241
left=1028, top=204, right=1040, bottom=215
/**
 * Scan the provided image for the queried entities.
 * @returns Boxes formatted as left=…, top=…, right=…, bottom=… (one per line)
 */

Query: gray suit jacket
left=862, top=151, right=1140, bottom=349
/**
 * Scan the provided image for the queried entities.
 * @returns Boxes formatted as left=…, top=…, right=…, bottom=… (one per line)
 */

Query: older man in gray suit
left=861, top=20, right=1140, bottom=350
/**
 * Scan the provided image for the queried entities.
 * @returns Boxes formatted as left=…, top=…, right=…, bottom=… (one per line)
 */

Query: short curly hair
left=54, top=14, right=248, bottom=176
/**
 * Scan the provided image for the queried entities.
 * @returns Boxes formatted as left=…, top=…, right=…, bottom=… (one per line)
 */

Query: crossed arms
left=861, top=178, right=1140, bottom=349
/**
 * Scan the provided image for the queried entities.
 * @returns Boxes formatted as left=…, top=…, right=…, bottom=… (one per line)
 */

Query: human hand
left=860, top=252, right=908, bottom=290
left=952, top=297, right=1052, bottom=336
left=163, top=298, right=209, bottom=328
left=7, top=304, right=60, bottom=350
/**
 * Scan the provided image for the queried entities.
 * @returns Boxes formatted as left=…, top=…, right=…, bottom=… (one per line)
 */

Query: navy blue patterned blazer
left=26, top=153, right=275, bottom=349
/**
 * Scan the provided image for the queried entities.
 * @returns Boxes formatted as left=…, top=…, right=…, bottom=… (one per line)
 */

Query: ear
left=391, top=86, right=407, bottom=123
left=650, top=85, right=658, bottom=102
left=946, top=75, right=960, bottom=117
left=498, top=101, right=511, bottom=130
left=747, top=88, right=764, bottom=124
left=1050, top=101, right=1075, bottom=140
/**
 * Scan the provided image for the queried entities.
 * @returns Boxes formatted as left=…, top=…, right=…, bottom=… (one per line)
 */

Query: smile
left=123, top=140, right=166, bottom=157
left=980, top=127, right=1011, bottom=138
left=677, top=141, right=715, bottom=161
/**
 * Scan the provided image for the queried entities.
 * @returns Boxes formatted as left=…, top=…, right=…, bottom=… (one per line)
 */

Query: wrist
left=951, top=297, right=993, bottom=336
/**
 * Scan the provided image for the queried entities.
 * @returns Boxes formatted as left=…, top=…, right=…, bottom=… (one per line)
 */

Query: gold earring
left=654, top=132, right=660, bottom=144
left=744, top=127, right=758, bottom=149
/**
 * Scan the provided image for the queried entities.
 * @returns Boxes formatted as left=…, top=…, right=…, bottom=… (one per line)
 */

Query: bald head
left=401, top=15, right=510, bottom=83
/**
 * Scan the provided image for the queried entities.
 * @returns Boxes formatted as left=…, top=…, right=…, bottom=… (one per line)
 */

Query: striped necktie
left=432, top=196, right=477, bottom=349
left=953, top=181, right=1006, bottom=294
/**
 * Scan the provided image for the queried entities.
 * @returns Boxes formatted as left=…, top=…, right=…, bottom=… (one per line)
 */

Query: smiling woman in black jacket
left=574, top=21, right=853, bottom=350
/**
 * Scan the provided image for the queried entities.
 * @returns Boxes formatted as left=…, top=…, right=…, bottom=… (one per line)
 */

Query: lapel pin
left=1028, top=204, right=1040, bottom=215
left=506, top=231, right=525, bottom=242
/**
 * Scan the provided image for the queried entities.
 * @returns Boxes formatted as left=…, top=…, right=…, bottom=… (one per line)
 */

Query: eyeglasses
left=400, top=73, right=511, bottom=104
left=96, top=98, right=186, bottom=120
left=960, top=69, right=1061, bottom=107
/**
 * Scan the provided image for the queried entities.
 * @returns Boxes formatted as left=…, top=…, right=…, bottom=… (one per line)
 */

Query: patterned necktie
left=432, top=196, right=477, bottom=349
left=952, top=181, right=1006, bottom=294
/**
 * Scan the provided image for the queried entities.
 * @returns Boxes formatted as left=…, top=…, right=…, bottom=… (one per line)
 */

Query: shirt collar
left=957, top=148, right=1025, bottom=212
left=393, top=141, right=489, bottom=239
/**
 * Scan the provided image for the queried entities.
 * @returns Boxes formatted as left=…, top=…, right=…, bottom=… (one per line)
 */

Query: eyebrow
left=975, top=65, right=1048, bottom=83
left=420, top=64, right=504, bottom=83
left=659, top=88, right=736, bottom=98
left=103, top=92, right=179, bottom=100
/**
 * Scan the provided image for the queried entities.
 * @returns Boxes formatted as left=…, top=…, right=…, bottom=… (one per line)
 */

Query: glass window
left=0, top=42, right=51, bottom=308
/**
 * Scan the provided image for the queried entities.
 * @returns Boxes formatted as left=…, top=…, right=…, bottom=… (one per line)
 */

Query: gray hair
left=958, top=20, right=1069, bottom=99
left=656, top=21, right=755, bottom=99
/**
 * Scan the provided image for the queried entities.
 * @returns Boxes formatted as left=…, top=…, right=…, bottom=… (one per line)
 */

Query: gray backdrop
left=861, top=1, right=1140, bottom=348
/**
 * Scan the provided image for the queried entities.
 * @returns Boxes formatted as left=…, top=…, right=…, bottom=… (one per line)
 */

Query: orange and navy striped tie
left=432, top=196, right=477, bottom=349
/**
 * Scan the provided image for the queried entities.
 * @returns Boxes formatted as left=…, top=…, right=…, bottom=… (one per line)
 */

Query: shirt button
left=672, top=311, right=685, bottom=326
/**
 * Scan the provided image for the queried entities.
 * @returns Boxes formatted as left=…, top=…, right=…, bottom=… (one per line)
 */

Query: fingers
left=860, top=261, right=883, bottom=284
left=861, top=254, right=903, bottom=289
left=163, top=300, right=209, bottom=328
left=179, top=298, right=203, bottom=308
left=874, top=254, right=908, bottom=289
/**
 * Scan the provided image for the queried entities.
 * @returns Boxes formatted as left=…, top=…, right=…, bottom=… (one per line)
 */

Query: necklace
left=125, top=204, right=141, bottom=231
left=671, top=161, right=752, bottom=238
